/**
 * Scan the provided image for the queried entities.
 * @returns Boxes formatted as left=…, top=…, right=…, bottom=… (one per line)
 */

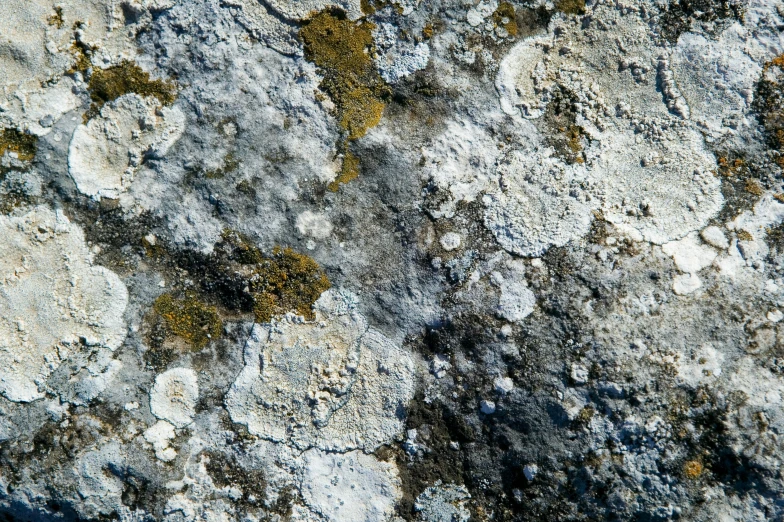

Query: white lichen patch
left=143, top=420, right=177, bottom=462
left=226, top=289, right=415, bottom=452
left=422, top=118, right=501, bottom=219
left=68, top=93, right=185, bottom=200
left=296, top=210, right=334, bottom=240
left=149, top=367, right=199, bottom=428
left=483, top=149, right=594, bottom=257
left=300, top=449, right=401, bottom=522
left=492, top=3, right=725, bottom=254
left=374, top=22, right=430, bottom=84
left=491, top=261, right=536, bottom=323
left=0, top=206, right=128, bottom=403
left=414, top=483, right=471, bottom=522
left=496, top=35, right=552, bottom=119
left=265, top=0, right=362, bottom=20
left=595, top=126, right=723, bottom=245
left=0, top=0, right=144, bottom=134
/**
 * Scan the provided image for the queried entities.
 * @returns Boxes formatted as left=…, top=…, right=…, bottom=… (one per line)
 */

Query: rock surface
left=2, top=0, right=784, bottom=520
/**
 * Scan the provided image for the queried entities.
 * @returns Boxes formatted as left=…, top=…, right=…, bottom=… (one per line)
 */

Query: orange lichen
left=683, top=460, right=703, bottom=479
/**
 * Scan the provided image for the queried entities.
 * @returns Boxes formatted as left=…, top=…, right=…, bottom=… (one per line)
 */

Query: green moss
left=86, top=60, right=176, bottom=121
left=152, top=293, right=222, bottom=349
left=492, top=2, right=518, bottom=36
left=300, top=9, right=389, bottom=141
left=555, top=0, right=585, bottom=15
left=0, top=129, right=37, bottom=163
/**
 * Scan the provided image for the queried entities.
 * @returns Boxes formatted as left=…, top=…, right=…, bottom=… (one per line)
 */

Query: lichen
left=217, top=231, right=331, bottom=323
left=0, top=128, right=37, bottom=163
left=328, top=147, right=360, bottom=192
left=683, top=459, right=704, bottom=479
left=300, top=9, right=388, bottom=141
left=755, top=54, right=784, bottom=167
left=152, top=293, right=222, bottom=349
left=86, top=60, right=176, bottom=121
left=47, top=7, right=65, bottom=28
left=249, top=247, right=331, bottom=323
left=204, top=151, right=240, bottom=179
left=555, top=0, right=585, bottom=15
left=492, top=2, right=518, bottom=36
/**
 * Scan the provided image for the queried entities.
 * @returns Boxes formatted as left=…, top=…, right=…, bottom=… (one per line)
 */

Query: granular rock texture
left=2, top=0, right=784, bottom=521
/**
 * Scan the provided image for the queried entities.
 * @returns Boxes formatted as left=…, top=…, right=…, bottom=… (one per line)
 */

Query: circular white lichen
left=149, top=367, right=199, bottom=428
left=0, top=206, right=128, bottom=403
left=483, top=149, right=594, bottom=257
left=301, top=449, right=401, bottom=522
left=496, top=35, right=552, bottom=119
left=68, top=93, right=185, bottom=200
left=595, top=126, right=723, bottom=245
left=225, top=289, right=415, bottom=452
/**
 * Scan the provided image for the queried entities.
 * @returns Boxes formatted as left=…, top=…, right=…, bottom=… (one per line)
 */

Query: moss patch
left=0, top=129, right=37, bottom=163
left=152, top=293, right=222, bottom=349
left=492, top=2, right=518, bottom=36
left=86, top=60, right=176, bottom=121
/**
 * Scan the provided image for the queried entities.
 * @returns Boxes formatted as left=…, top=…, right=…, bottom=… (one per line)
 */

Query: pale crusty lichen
left=226, top=289, right=415, bottom=452
left=0, top=206, right=128, bottom=402
left=68, top=93, right=185, bottom=200
left=149, top=367, right=199, bottom=428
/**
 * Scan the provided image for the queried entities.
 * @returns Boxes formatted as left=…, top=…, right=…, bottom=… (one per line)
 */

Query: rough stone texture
left=2, top=0, right=784, bottom=520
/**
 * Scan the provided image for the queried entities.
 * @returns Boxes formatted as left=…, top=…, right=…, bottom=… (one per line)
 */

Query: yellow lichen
left=422, top=22, right=434, bottom=39
left=47, top=7, right=64, bottom=28
left=86, top=60, right=176, bottom=121
left=492, top=2, right=518, bottom=36
left=247, top=246, right=331, bottom=323
left=299, top=9, right=389, bottom=141
left=217, top=231, right=331, bottom=322
left=360, top=0, right=376, bottom=15
left=737, top=230, right=754, bottom=241
left=153, top=293, right=223, bottom=349
left=328, top=148, right=360, bottom=192
left=556, top=0, right=586, bottom=15
left=0, top=129, right=37, bottom=163
left=745, top=178, right=764, bottom=196
left=683, top=460, right=703, bottom=479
